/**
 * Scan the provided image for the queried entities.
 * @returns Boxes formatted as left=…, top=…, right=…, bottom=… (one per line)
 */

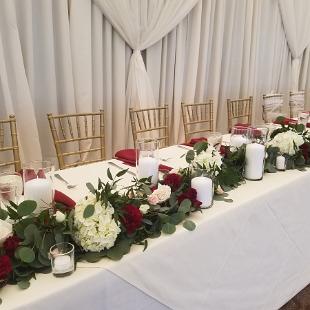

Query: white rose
left=152, top=185, right=171, bottom=203
left=139, top=204, right=150, bottom=214
left=54, top=210, right=66, bottom=223
left=0, top=219, right=12, bottom=246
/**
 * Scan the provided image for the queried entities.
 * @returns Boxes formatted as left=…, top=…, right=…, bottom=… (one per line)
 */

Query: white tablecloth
left=2, top=145, right=310, bottom=310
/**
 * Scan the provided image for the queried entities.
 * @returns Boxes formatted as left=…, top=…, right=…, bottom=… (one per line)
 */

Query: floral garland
left=1, top=128, right=309, bottom=293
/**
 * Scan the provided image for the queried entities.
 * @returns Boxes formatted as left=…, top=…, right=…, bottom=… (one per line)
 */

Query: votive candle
left=191, top=176, right=213, bottom=208
left=244, top=143, right=265, bottom=180
left=138, top=157, right=159, bottom=184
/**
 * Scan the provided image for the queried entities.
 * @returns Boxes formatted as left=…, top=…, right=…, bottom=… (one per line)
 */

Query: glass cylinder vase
left=136, top=139, right=159, bottom=185
left=244, top=126, right=268, bottom=181
left=23, top=160, right=54, bottom=214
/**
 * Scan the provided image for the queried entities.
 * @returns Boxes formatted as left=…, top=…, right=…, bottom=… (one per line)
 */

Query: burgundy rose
left=163, top=173, right=182, bottom=191
left=4, top=235, right=20, bottom=257
left=177, top=187, right=202, bottom=209
left=300, top=143, right=309, bottom=162
left=121, top=204, right=143, bottom=234
left=0, top=255, right=12, bottom=280
left=220, top=145, right=229, bottom=157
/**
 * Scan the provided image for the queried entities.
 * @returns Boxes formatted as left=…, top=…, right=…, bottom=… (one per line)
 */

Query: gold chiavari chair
left=227, top=96, right=253, bottom=130
left=129, top=105, right=169, bottom=148
left=0, top=115, right=21, bottom=172
left=181, top=101, right=214, bottom=143
left=47, top=111, right=105, bottom=169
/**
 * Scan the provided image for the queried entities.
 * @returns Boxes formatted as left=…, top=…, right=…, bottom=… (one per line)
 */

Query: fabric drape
left=279, top=0, right=310, bottom=91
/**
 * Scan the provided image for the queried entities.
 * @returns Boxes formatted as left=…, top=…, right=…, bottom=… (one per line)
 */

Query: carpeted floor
left=280, top=285, right=310, bottom=310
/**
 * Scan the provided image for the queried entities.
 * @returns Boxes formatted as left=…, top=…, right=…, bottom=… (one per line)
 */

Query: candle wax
left=276, top=155, right=286, bottom=170
left=245, top=143, right=265, bottom=180
left=191, top=176, right=213, bottom=208
left=138, top=157, right=159, bottom=184
left=53, top=255, right=73, bottom=273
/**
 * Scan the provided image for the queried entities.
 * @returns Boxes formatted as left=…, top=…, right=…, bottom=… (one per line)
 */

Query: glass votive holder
left=205, top=132, right=222, bottom=151
left=136, top=138, right=159, bottom=185
left=0, top=183, right=17, bottom=209
left=298, top=112, right=309, bottom=126
left=0, top=172, right=23, bottom=203
left=230, top=126, right=249, bottom=149
left=50, top=242, right=75, bottom=277
left=276, top=155, right=287, bottom=171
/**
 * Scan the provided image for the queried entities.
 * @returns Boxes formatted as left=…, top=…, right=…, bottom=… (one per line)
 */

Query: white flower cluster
left=267, top=130, right=304, bottom=156
left=147, top=185, right=171, bottom=205
left=193, top=145, right=223, bottom=176
left=74, top=194, right=121, bottom=252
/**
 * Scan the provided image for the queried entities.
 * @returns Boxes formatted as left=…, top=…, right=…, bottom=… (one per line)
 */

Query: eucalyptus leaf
left=84, top=252, right=102, bottom=263
left=185, top=150, right=195, bottom=164
left=19, top=247, right=35, bottom=263
left=162, top=222, right=176, bottom=234
left=107, top=168, right=113, bottom=180
left=17, top=280, right=30, bottom=290
left=169, top=212, right=185, bottom=225
left=158, top=213, right=170, bottom=223
left=0, top=208, right=8, bottom=220
left=183, top=220, right=196, bottom=231
left=83, top=204, right=95, bottom=219
left=116, top=169, right=129, bottom=178
left=107, top=246, right=124, bottom=261
left=86, top=182, right=95, bottom=194
left=17, top=200, right=37, bottom=217
left=179, top=199, right=191, bottom=213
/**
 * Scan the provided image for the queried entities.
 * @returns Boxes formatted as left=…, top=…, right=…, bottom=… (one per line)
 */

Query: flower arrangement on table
left=265, top=116, right=310, bottom=171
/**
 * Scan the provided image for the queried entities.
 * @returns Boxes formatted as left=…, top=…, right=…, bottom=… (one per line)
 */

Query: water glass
left=50, top=242, right=75, bottom=277
left=23, top=160, right=54, bottom=214
left=136, top=139, right=159, bottom=185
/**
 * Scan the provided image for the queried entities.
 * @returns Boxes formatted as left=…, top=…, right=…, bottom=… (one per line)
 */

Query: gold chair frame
left=47, top=111, right=105, bottom=169
left=0, top=115, right=21, bottom=172
left=227, top=96, right=253, bottom=130
left=129, top=105, right=169, bottom=148
left=181, top=101, right=214, bottom=142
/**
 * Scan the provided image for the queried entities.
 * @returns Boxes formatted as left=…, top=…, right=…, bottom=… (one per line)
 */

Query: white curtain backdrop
left=1, top=0, right=310, bottom=165
left=279, top=0, right=310, bottom=91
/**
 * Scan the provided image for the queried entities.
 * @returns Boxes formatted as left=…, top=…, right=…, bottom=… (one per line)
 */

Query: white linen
left=2, top=145, right=310, bottom=310
left=279, top=0, right=310, bottom=91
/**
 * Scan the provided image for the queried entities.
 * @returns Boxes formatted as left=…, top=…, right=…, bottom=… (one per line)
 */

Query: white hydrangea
left=193, top=145, right=223, bottom=175
left=74, top=194, right=121, bottom=252
left=139, top=204, right=150, bottom=214
left=267, top=130, right=304, bottom=156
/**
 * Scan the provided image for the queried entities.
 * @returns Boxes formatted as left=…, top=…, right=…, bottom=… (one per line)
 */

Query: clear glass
left=298, top=112, right=309, bottom=126
left=136, top=139, right=159, bottom=185
left=205, top=132, right=222, bottom=151
left=0, top=172, right=23, bottom=203
left=0, top=184, right=16, bottom=209
left=230, top=126, right=249, bottom=149
left=246, top=126, right=269, bottom=144
left=23, top=160, right=54, bottom=214
left=50, top=242, right=74, bottom=277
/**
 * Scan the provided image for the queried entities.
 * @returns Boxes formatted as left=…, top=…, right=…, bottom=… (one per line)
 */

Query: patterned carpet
left=281, top=285, right=310, bottom=310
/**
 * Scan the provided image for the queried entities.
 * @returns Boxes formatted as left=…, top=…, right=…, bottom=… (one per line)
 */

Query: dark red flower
left=220, top=145, right=228, bottom=157
left=4, top=235, right=20, bottom=257
left=163, top=173, right=182, bottom=191
left=177, top=187, right=202, bottom=209
left=300, top=143, right=309, bottom=162
left=0, top=255, right=12, bottom=280
left=121, top=204, right=143, bottom=234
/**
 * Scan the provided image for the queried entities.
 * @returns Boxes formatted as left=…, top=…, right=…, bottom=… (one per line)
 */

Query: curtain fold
left=279, top=0, right=310, bottom=91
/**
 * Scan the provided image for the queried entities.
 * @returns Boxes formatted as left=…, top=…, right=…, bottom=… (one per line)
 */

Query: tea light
left=53, top=255, right=73, bottom=273
left=138, top=157, right=159, bottom=184
left=191, top=176, right=213, bottom=208
left=276, top=155, right=286, bottom=171
left=230, top=135, right=247, bottom=148
left=24, top=178, right=53, bottom=213
left=245, top=143, right=265, bottom=180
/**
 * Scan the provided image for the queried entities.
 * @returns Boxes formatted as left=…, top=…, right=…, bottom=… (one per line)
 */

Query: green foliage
left=183, top=220, right=196, bottom=231
left=83, top=204, right=95, bottom=218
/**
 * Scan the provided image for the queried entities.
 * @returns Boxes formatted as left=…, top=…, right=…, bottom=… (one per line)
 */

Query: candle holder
left=136, top=139, right=159, bottom=185
left=49, top=242, right=75, bottom=277
left=244, top=126, right=268, bottom=181
left=230, top=126, right=249, bottom=149
left=205, top=132, right=222, bottom=151
left=0, top=172, right=23, bottom=203
left=0, top=183, right=17, bottom=209
left=298, top=112, right=309, bottom=126
left=276, top=154, right=287, bottom=171
left=23, top=160, right=54, bottom=214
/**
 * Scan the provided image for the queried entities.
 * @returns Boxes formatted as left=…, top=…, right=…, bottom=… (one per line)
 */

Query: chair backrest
left=181, top=101, right=214, bottom=142
left=47, top=110, right=105, bottom=169
left=227, top=96, right=253, bottom=130
left=262, top=93, right=284, bottom=122
left=289, top=91, right=305, bottom=118
left=129, top=105, right=169, bottom=148
left=0, top=115, right=21, bottom=172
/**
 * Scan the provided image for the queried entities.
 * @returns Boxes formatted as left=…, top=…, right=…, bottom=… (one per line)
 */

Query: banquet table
left=2, top=144, right=310, bottom=310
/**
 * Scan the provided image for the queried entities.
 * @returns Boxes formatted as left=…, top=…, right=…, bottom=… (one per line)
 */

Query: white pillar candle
left=24, top=178, right=53, bottom=213
left=53, top=255, right=73, bottom=273
left=191, top=176, right=213, bottom=208
left=138, top=157, right=159, bottom=184
left=230, top=135, right=248, bottom=148
left=245, top=143, right=265, bottom=180
left=276, top=155, right=286, bottom=170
